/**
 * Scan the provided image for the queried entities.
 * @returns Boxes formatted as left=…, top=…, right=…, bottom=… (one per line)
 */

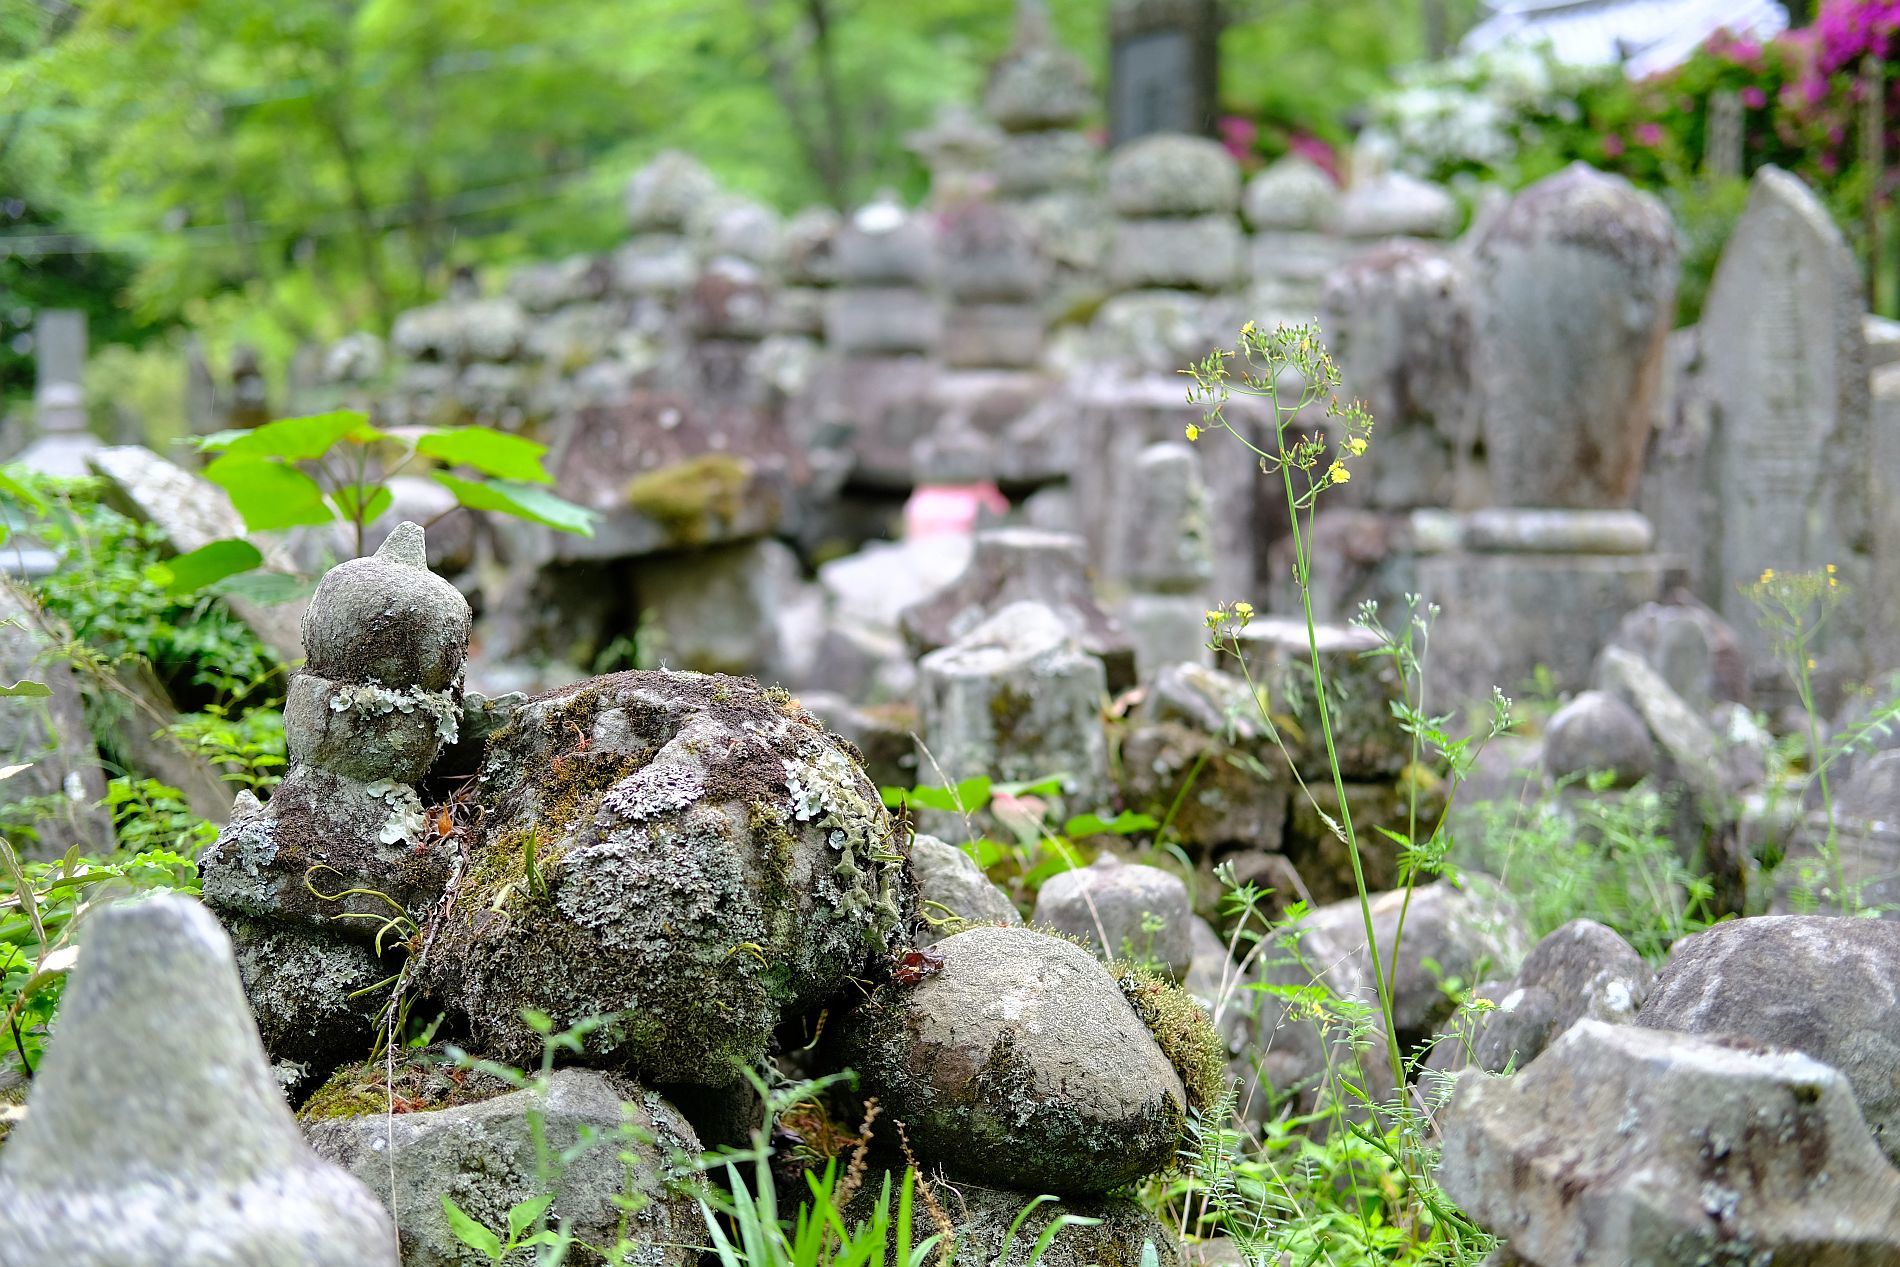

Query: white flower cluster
left=1362, top=41, right=1610, bottom=179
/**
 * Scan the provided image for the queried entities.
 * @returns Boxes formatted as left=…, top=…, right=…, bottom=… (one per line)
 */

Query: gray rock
left=1596, top=646, right=1738, bottom=811
left=1600, top=599, right=1749, bottom=713
left=1300, top=881, right=1528, bottom=1042
left=1337, top=172, right=1458, bottom=239
left=837, top=925, right=1186, bottom=1195
left=632, top=538, right=801, bottom=679
left=225, top=914, right=389, bottom=1074
left=429, top=671, right=909, bottom=1079
left=993, top=131, right=1100, bottom=199
left=916, top=602, right=1113, bottom=834
left=690, top=195, right=784, bottom=267
left=910, top=833, right=1021, bottom=945
left=1542, top=690, right=1657, bottom=789
left=1118, top=718, right=1289, bottom=855
left=1471, top=164, right=1676, bottom=509
left=983, top=2, right=1094, bottom=132
left=1226, top=617, right=1406, bottom=781
left=305, top=1069, right=701, bottom=1267
left=1121, top=442, right=1213, bottom=593
left=819, top=536, right=972, bottom=634
left=390, top=298, right=530, bottom=364
left=1107, top=216, right=1245, bottom=292
left=1439, top=1019, right=1900, bottom=1267
left=0, top=895, right=397, bottom=1265
left=938, top=200, right=1048, bottom=302
left=1321, top=242, right=1476, bottom=511
left=624, top=151, right=721, bottom=233
left=1033, top=853, right=1194, bottom=978
left=1107, top=135, right=1240, bottom=217
left=1242, top=155, right=1341, bottom=232
left=505, top=254, right=609, bottom=312
left=1637, top=915, right=1900, bottom=1164
left=824, top=287, right=943, bottom=354
left=833, top=198, right=936, bottom=286
left=0, top=578, right=114, bottom=857
left=901, top=528, right=1136, bottom=692
left=940, top=304, right=1046, bottom=369
left=610, top=235, right=698, bottom=297
left=1432, top=919, right=1653, bottom=1076
left=782, top=206, right=841, bottom=285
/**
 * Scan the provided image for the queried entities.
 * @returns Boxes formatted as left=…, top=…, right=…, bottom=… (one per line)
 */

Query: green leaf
left=330, top=484, right=394, bottom=526
left=163, top=539, right=263, bottom=594
left=432, top=473, right=596, bottom=536
left=206, top=411, right=379, bottom=462
left=0, top=681, right=52, bottom=698
left=507, top=1194, right=555, bottom=1241
left=1062, top=811, right=1159, bottom=838
left=203, top=457, right=334, bottom=532
left=418, top=427, right=553, bottom=483
left=441, top=1196, right=503, bottom=1263
left=0, top=469, right=43, bottom=512
left=211, top=570, right=315, bottom=607
left=895, top=776, right=992, bottom=814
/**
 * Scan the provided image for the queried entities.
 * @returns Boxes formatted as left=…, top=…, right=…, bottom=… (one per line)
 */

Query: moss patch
left=296, top=1044, right=511, bottom=1121
left=625, top=454, right=753, bottom=545
left=1113, top=961, right=1228, bottom=1116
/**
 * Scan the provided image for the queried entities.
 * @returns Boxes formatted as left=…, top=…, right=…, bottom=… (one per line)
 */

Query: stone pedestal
left=1417, top=510, right=1665, bottom=701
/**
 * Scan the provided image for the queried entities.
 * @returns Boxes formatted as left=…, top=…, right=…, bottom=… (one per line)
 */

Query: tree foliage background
left=0, top=0, right=1464, bottom=408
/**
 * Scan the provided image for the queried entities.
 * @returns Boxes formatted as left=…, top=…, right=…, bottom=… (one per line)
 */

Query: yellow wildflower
left=1808, top=657, right=1818, bottom=670
left=1827, top=563, right=1838, bottom=574
left=1240, top=320, right=1256, bottom=337
left=1185, top=424, right=1201, bottom=442
left=1328, top=461, right=1350, bottom=484
left=1345, top=436, right=1368, bottom=456
left=1760, top=568, right=1775, bottom=583
left=1234, top=601, right=1254, bottom=619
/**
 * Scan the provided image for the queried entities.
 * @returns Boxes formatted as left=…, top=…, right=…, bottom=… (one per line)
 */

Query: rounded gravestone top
left=624, top=150, right=721, bottom=234
left=1108, top=135, right=1241, bottom=217
left=302, top=524, right=471, bottom=691
left=1243, top=154, right=1342, bottom=232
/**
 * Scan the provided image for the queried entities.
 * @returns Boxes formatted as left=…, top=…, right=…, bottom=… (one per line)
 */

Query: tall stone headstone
left=14, top=309, right=99, bottom=478
left=1699, top=167, right=1872, bottom=681
left=1470, top=163, right=1677, bottom=510
left=1108, top=0, right=1222, bottom=145
left=1415, top=164, right=1675, bottom=699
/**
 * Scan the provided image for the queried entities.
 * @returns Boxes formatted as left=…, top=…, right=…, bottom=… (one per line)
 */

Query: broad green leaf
left=0, top=469, right=44, bottom=511
left=212, top=570, right=315, bottom=607
left=432, top=473, right=596, bottom=536
left=1063, top=811, right=1159, bottom=838
left=163, top=539, right=263, bottom=594
left=203, top=457, right=333, bottom=532
left=507, top=1194, right=554, bottom=1240
left=207, top=411, right=379, bottom=462
left=0, top=681, right=52, bottom=698
left=330, top=485, right=394, bottom=526
left=419, top=427, right=553, bottom=483
left=441, top=1196, right=503, bottom=1262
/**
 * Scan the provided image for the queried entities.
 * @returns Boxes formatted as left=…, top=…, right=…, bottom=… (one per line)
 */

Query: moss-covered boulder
left=430, top=670, right=910, bottom=1081
left=836, top=926, right=1186, bottom=1196
left=304, top=1067, right=701, bottom=1267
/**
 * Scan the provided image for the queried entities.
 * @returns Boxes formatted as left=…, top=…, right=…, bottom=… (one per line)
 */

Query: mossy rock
left=430, top=670, right=912, bottom=1082
left=834, top=925, right=1186, bottom=1196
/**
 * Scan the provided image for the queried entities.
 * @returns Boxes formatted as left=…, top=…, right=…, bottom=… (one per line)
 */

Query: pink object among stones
left=905, top=483, right=1010, bottom=539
